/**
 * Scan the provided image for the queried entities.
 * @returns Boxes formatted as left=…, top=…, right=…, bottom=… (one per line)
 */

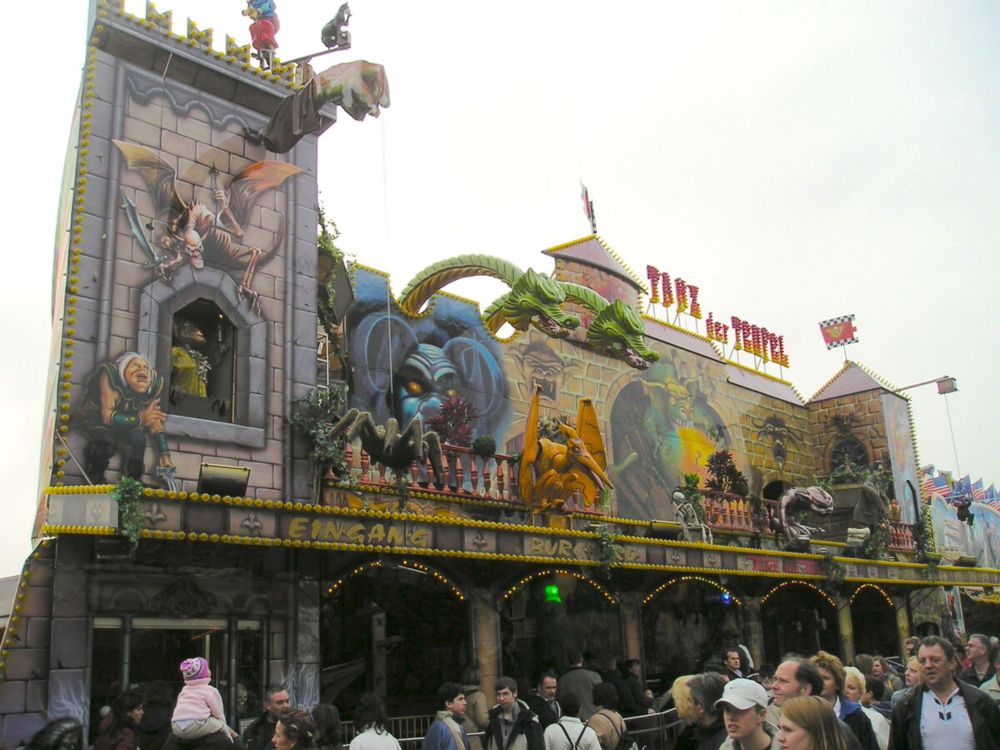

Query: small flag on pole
left=818, top=314, right=858, bottom=349
left=580, top=180, right=597, bottom=234
left=972, top=479, right=985, bottom=501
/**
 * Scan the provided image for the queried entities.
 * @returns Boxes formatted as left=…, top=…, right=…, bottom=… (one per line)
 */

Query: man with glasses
left=889, top=636, right=999, bottom=749
left=485, top=677, right=544, bottom=750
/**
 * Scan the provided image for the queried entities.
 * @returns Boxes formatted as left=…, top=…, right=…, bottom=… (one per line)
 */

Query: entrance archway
left=760, top=582, right=839, bottom=662
left=322, top=558, right=469, bottom=716
left=499, top=569, right=620, bottom=679
left=850, top=585, right=898, bottom=657
left=642, top=576, right=745, bottom=681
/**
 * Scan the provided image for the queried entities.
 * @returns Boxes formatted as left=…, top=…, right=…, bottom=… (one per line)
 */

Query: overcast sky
left=0, top=2, right=996, bottom=574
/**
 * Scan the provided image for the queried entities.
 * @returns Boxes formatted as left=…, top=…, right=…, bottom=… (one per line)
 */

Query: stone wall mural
left=881, top=393, right=919, bottom=523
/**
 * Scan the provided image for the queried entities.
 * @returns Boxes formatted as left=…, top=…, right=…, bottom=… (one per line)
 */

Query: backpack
left=592, top=711, right=637, bottom=750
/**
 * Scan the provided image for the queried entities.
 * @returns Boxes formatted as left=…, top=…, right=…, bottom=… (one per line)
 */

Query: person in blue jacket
left=423, top=683, right=471, bottom=750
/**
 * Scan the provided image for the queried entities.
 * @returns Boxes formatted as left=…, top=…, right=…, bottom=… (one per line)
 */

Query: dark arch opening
left=642, top=578, right=745, bottom=685
left=322, top=559, right=469, bottom=717
left=500, top=571, right=620, bottom=680
left=760, top=583, right=839, bottom=663
left=763, top=480, right=791, bottom=501
left=850, top=586, right=898, bottom=657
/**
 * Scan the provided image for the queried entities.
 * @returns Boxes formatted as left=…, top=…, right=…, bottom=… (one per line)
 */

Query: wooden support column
left=745, top=597, right=764, bottom=667
left=619, top=591, right=643, bottom=663
left=894, top=594, right=910, bottom=653
left=836, top=595, right=855, bottom=664
left=470, top=588, right=501, bottom=702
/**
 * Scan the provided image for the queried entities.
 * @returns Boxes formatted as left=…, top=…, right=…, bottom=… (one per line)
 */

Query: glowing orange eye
left=405, top=381, right=424, bottom=396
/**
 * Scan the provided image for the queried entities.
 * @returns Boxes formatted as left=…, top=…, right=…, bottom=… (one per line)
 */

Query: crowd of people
left=19, top=634, right=1000, bottom=750
left=663, top=634, right=1000, bottom=750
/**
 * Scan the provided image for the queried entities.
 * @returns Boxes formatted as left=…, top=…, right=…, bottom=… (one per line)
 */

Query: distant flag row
left=919, top=465, right=998, bottom=509
left=819, top=314, right=858, bottom=349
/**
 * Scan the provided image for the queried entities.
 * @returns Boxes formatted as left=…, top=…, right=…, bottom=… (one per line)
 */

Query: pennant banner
left=819, top=314, right=858, bottom=349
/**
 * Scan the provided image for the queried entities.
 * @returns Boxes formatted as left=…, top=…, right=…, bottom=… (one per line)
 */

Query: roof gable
left=809, top=360, right=900, bottom=402
left=543, top=234, right=646, bottom=291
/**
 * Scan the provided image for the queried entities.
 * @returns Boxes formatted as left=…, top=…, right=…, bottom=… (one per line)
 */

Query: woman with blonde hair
left=890, top=657, right=921, bottom=708
left=777, top=696, right=846, bottom=750
left=842, top=667, right=888, bottom=750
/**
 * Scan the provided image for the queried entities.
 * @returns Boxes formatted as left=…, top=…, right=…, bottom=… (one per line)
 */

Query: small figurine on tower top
left=242, top=0, right=279, bottom=70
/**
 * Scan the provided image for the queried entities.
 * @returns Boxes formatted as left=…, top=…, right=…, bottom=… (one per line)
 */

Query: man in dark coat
left=526, top=672, right=561, bottom=728
left=889, top=636, right=1000, bottom=750
left=241, top=687, right=290, bottom=750
left=559, top=653, right=602, bottom=721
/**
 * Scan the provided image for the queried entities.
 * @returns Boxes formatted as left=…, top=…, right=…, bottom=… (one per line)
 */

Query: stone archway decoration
left=148, top=579, right=219, bottom=617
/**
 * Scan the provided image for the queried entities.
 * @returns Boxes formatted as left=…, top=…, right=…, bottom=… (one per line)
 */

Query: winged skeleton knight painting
left=113, top=140, right=302, bottom=309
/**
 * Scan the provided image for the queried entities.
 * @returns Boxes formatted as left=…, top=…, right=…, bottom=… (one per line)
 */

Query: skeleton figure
left=114, top=140, right=302, bottom=310
left=672, top=491, right=713, bottom=544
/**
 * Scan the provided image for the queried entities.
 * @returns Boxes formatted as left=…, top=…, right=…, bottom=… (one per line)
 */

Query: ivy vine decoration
left=592, top=523, right=624, bottom=579
left=111, top=476, right=144, bottom=546
left=860, top=519, right=891, bottom=560
left=537, top=414, right=573, bottom=445
left=747, top=494, right=766, bottom=548
left=598, top=486, right=613, bottom=514
left=914, top=502, right=939, bottom=578
left=819, top=552, right=846, bottom=594
left=316, top=206, right=353, bottom=379
left=681, top=473, right=707, bottom=523
left=287, top=386, right=349, bottom=477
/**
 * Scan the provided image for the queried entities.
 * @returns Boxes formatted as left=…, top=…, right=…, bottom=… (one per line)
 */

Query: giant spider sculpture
left=330, top=409, right=445, bottom=487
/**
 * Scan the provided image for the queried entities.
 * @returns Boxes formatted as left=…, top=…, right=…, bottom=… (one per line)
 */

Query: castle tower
left=42, top=3, right=333, bottom=520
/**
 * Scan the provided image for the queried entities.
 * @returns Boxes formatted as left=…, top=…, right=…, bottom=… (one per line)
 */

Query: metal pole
left=121, top=615, right=133, bottom=689
left=228, top=618, right=239, bottom=728
left=943, top=393, right=961, bottom=477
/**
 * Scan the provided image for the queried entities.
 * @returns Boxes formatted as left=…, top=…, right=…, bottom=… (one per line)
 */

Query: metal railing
left=341, top=708, right=683, bottom=750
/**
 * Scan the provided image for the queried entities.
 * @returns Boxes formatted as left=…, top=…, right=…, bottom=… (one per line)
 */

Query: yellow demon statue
left=518, top=385, right=612, bottom=512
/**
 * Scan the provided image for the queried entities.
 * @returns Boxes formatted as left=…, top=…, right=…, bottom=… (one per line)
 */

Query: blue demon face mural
left=395, top=343, right=462, bottom=426
left=346, top=268, right=510, bottom=441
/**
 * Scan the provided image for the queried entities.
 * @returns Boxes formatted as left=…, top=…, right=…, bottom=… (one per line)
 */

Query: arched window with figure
left=170, top=300, right=236, bottom=421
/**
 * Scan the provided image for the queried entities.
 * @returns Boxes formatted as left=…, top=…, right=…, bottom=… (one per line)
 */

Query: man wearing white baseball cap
left=714, top=678, right=780, bottom=750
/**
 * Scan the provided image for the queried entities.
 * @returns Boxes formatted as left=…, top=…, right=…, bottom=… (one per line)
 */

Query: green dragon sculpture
left=398, top=256, right=580, bottom=337
left=555, top=283, right=659, bottom=370
left=399, top=254, right=658, bottom=370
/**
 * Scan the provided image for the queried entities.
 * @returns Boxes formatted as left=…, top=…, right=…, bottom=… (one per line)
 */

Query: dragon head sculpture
left=586, top=300, right=659, bottom=370
left=500, top=269, right=581, bottom=336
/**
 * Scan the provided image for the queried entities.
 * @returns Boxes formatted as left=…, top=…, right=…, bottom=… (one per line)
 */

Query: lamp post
left=896, top=375, right=961, bottom=476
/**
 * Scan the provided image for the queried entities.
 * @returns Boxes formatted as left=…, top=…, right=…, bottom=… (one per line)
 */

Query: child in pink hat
left=171, top=657, right=239, bottom=742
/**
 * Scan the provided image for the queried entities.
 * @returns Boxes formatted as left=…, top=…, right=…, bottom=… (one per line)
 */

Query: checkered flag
left=818, top=315, right=858, bottom=349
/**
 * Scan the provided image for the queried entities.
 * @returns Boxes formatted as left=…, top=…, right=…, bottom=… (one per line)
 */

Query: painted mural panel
left=346, top=267, right=511, bottom=442
left=608, top=350, right=735, bottom=519
left=113, top=139, right=300, bottom=308
left=931, top=497, right=1000, bottom=568
left=881, top=393, right=919, bottom=523
left=342, top=270, right=831, bottom=522
left=57, top=62, right=310, bottom=496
